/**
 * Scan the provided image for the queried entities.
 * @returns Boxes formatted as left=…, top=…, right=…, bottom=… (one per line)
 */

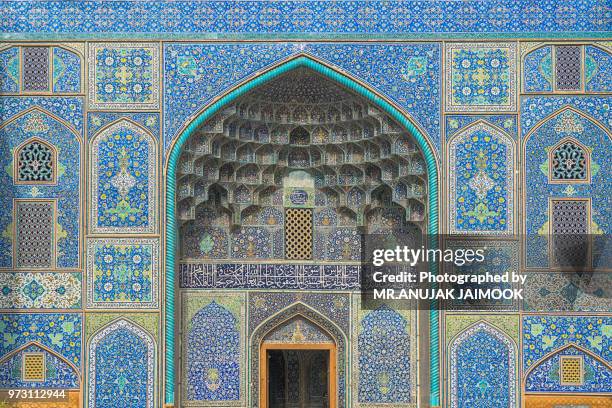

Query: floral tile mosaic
left=86, top=238, right=159, bottom=309
left=88, top=43, right=160, bottom=110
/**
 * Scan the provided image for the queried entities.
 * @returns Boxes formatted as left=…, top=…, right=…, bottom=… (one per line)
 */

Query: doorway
left=260, top=344, right=337, bottom=408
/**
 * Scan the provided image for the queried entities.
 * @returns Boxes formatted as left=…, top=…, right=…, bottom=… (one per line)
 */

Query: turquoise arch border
left=165, top=55, right=440, bottom=406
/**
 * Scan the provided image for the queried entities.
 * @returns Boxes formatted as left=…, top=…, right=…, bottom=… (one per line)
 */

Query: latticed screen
left=22, top=47, right=50, bottom=92
left=551, top=199, right=589, bottom=268
left=555, top=45, right=582, bottom=91
left=551, top=141, right=587, bottom=181
left=285, top=208, right=313, bottom=260
left=17, top=141, right=55, bottom=183
left=560, top=356, right=583, bottom=385
left=16, top=201, right=55, bottom=268
left=23, top=353, right=45, bottom=382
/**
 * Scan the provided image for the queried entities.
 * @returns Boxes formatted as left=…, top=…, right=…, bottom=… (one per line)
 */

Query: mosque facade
left=0, top=1, right=610, bottom=407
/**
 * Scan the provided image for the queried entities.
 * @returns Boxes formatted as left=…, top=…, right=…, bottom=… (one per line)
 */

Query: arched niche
left=88, top=319, right=155, bottom=408
left=356, top=305, right=416, bottom=405
left=0, top=107, right=81, bottom=269
left=524, top=343, right=612, bottom=394
left=90, top=119, right=158, bottom=234
left=447, top=120, right=515, bottom=235
left=184, top=301, right=241, bottom=403
left=449, top=321, right=517, bottom=408
left=0, top=341, right=80, bottom=389
left=522, top=106, right=611, bottom=269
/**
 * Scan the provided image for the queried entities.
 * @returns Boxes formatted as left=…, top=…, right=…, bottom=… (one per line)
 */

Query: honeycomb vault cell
left=177, top=68, right=427, bottom=261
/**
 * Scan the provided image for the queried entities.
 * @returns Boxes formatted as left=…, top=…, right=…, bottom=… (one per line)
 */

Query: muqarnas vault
left=0, top=1, right=610, bottom=407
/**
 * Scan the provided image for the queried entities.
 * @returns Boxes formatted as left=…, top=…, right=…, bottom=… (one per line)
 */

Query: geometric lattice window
left=285, top=208, right=313, bottom=260
left=550, top=139, right=589, bottom=183
left=559, top=356, right=583, bottom=385
left=555, top=46, right=582, bottom=91
left=22, top=47, right=50, bottom=92
left=16, top=139, right=56, bottom=184
left=15, top=200, right=55, bottom=269
left=22, top=353, right=45, bottom=382
left=550, top=199, right=590, bottom=269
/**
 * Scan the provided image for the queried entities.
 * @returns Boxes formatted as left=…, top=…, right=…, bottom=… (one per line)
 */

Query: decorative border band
left=1, top=1, right=608, bottom=39
left=179, top=262, right=360, bottom=290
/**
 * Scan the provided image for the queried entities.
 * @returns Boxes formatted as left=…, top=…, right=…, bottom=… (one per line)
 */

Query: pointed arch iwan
left=164, top=54, right=441, bottom=407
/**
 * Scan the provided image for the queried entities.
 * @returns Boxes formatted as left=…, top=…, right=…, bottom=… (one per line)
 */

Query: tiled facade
left=0, top=2, right=610, bottom=408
